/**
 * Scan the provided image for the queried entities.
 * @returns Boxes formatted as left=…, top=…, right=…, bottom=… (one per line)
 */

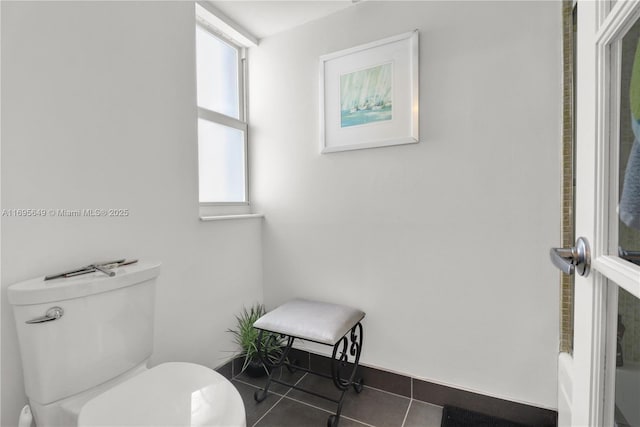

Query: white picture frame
left=320, top=30, right=419, bottom=154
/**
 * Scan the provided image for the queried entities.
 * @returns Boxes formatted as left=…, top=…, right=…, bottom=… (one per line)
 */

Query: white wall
left=1, top=2, right=262, bottom=426
left=250, top=1, right=561, bottom=409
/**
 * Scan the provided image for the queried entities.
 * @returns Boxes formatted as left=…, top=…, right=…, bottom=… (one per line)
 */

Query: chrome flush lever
left=26, top=307, right=64, bottom=324
left=92, top=264, right=115, bottom=277
left=550, top=236, right=591, bottom=277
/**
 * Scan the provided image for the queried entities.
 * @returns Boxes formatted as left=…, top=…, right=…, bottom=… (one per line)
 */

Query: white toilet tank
left=8, top=261, right=161, bottom=406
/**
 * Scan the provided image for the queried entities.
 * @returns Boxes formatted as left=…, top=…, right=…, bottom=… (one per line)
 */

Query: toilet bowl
left=78, top=362, right=245, bottom=427
left=8, top=261, right=246, bottom=426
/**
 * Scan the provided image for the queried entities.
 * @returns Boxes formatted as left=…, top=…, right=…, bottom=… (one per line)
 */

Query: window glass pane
left=198, top=119, right=246, bottom=203
left=196, top=26, right=240, bottom=119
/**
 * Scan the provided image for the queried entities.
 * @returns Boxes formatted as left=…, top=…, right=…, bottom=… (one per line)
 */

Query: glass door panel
left=612, top=7, right=640, bottom=426
left=618, top=15, right=640, bottom=266
left=614, top=5, right=640, bottom=301
left=614, top=289, right=640, bottom=427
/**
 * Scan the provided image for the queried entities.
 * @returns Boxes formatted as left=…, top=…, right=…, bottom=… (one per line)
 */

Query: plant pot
left=244, top=358, right=268, bottom=378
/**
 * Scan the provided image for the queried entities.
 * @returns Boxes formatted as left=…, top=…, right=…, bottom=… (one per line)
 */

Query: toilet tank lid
left=7, top=261, right=161, bottom=305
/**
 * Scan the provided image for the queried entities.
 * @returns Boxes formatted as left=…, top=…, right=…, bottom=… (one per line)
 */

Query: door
left=567, top=1, right=640, bottom=426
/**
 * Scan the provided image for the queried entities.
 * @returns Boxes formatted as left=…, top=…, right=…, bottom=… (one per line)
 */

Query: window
left=195, top=6, right=248, bottom=205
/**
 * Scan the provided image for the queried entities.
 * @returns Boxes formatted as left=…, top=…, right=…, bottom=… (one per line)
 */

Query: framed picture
left=319, top=31, right=419, bottom=154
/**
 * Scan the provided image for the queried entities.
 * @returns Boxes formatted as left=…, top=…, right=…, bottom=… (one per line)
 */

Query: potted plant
left=228, top=304, right=285, bottom=378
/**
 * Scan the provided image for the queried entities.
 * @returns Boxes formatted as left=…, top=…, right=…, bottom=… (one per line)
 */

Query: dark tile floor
left=231, top=367, right=443, bottom=427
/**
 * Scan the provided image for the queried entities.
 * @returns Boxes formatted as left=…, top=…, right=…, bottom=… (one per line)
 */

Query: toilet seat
left=78, top=362, right=246, bottom=427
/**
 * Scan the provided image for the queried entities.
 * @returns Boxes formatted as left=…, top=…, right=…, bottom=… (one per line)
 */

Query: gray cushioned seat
left=253, top=298, right=365, bottom=346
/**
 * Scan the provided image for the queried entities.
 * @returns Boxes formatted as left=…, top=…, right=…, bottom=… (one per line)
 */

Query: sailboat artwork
left=320, top=31, right=417, bottom=153
left=340, top=62, right=393, bottom=128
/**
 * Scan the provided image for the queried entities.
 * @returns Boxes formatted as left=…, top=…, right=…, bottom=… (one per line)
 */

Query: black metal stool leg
left=328, top=322, right=364, bottom=425
left=254, top=331, right=295, bottom=402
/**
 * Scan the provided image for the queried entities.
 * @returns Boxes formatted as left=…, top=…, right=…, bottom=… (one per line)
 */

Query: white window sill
left=199, top=213, right=264, bottom=222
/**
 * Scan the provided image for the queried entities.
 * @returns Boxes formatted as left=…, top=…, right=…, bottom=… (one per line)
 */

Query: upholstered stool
left=253, top=299, right=365, bottom=427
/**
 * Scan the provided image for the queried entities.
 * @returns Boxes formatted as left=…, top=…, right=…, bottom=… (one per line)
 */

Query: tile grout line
left=273, top=370, right=376, bottom=427
left=280, top=372, right=404, bottom=427
left=251, top=372, right=308, bottom=427
left=251, top=392, right=288, bottom=427
left=360, top=383, right=413, bottom=401
left=400, top=399, right=413, bottom=427
left=283, top=370, right=308, bottom=398
left=287, top=370, right=413, bottom=426
left=233, top=377, right=286, bottom=397
left=279, top=394, right=376, bottom=427
left=233, top=365, right=305, bottom=394
left=406, top=377, right=414, bottom=426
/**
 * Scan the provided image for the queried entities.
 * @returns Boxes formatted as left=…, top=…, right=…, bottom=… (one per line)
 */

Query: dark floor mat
left=440, top=405, right=528, bottom=427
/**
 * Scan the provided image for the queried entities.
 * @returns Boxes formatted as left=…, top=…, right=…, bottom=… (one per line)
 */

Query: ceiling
left=210, top=1, right=356, bottom=40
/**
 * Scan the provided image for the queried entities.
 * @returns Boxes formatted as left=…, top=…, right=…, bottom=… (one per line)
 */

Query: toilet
left=8, top=261, right=246, bottom=427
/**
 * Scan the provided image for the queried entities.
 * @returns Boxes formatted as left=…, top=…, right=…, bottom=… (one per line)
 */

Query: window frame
left=195, top=18, right=249, bottom=207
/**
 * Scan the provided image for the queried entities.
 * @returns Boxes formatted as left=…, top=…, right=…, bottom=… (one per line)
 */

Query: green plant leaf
left=227, top=303, right=287, bottom=373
